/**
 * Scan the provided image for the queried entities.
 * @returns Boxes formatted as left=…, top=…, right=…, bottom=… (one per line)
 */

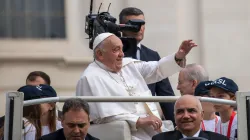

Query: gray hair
left=174, top=95, right=203, bottom=114
left=183, top=63, right=209, bottom=83
left=93, top=41, right=106, bottom=59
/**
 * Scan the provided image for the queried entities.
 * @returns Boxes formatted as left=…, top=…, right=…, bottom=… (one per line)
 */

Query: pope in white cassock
left=76, top=32, right=197, bottom=140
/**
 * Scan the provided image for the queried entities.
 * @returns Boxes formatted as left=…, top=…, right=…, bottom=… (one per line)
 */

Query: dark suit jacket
left=140, top=44, right=175, bottom=124
left=152, top=130, right=228, bottom=140
left=39, top=128, right=100, bottom=140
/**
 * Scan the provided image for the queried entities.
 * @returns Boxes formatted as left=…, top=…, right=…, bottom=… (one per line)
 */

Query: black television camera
left=84, top=0, right=145, bottom=58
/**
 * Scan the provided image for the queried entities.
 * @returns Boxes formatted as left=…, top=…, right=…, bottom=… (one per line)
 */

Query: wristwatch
left=175, top=56, right=183, bottom=62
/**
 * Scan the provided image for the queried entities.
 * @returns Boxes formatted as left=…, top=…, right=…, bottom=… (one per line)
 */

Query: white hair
left=93, top=41, right=106, bottom=59
left=183, top=63, right=209, bottom=83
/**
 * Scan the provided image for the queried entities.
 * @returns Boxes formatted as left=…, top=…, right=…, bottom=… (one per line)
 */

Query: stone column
left=65, top=0, right=92, bottom=58
left=176, top=0, right=203, bottom=65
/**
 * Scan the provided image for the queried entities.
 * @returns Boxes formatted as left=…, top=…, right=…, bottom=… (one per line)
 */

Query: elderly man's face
left=62, top=109, right=90, bottom=140
left=177, top=70, right=195, bottom=95
left=175, top=97, right=203, bottom=134
left=97, top=35, right=124, bottom=72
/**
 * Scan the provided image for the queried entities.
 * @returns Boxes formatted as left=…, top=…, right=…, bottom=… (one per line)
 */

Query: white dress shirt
left=136, top=43, right=141, bottom=59
left=182, top=129, right=201, bottom=138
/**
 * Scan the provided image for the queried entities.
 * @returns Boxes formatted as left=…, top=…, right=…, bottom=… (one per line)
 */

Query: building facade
left=0, top=0, right=249, bottom=115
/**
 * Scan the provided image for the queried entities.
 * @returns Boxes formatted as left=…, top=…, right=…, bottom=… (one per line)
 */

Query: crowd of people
left=0, top=7, right=239, bottom=140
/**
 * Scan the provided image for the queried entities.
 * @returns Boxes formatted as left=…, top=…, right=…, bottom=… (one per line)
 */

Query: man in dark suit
left=119, top=7, right=176, bottom=124
left=153, top=130, right=228, bottom=140
left=39, top=129, right=98, bottom=140
left=40, top=98, right=99, bottom=140
left=152, top=95, right=227, bottom=140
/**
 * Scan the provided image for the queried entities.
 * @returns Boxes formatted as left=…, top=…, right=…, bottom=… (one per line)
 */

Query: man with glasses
left=177, top=63, right=209, bottom=96
left=39, top=98, right=99, bottom=140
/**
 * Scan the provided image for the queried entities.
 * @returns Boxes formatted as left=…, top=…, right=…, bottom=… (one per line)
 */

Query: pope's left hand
left=175, top=40, right=197, bottom=60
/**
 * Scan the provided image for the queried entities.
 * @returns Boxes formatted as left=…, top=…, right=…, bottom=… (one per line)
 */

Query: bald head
left=177, top=64, right=209, bottom=95
left=174, top=95, right=202, bottom=113
left=174, top=95, right=204, bottom=136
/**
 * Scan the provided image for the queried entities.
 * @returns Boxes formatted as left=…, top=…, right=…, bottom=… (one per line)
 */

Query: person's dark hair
left=119, top=7, right=144, bottom=24
left=23, top=105, right=42, bottom=140
left=0, top=116, right=4, bottom=129
left=62, top=99, right=89, bottom=116
left=0, top=116, right=4, bottom=139
left=46, top=104, right=57, bottom=134
left=26, top=71, right=51, bottom=85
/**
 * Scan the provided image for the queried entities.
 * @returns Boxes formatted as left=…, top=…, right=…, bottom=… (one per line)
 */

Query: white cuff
left=158, top=53, right=183, bottom=78
left=126, top=116, right=140, bottom=131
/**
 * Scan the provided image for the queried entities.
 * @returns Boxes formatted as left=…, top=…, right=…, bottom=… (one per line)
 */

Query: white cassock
left=76, top=53, right=182, bottom=140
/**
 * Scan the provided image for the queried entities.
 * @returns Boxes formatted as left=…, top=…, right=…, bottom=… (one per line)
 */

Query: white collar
left=94, top=60, right=113, bottom=72
left=137, top=43, right=141, bottom=49
left=182, top=129, right=201, bottom=138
